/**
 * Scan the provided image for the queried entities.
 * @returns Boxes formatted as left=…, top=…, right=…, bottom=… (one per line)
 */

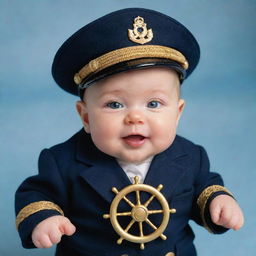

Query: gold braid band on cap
left=16, top=201, right=64, bottom=229
left=74, top=45, right=189, bottom=85
left=197, top=185, right=233, bottom=233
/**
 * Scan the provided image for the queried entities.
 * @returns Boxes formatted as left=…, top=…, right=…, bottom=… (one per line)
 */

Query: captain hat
left=52, top=8, right=200, bottom=97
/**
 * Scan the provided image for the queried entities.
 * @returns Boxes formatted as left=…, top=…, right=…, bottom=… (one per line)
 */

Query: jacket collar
left=75, top=129, right=188, bottom=204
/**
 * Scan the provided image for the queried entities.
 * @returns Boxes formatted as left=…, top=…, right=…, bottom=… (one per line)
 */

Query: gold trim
left=128, top=16, right=153, bottom=44
left=16, top=201, right=64, bottom=229
left=74, top=45, right=189, bottom=85
left=197, top=185, right=233, bottom=232
left=103, top=176, right=176, bottom=250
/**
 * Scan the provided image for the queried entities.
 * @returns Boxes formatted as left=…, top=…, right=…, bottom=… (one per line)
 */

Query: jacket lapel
left=76, top=130, right=131, bottom=203
left=76, top=130, right=188, bottom=204
left=144, top=136, right=189, bottom=201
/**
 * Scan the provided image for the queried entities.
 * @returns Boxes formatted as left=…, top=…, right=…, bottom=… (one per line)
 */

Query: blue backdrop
left=1, top=0, right=255, bottom=255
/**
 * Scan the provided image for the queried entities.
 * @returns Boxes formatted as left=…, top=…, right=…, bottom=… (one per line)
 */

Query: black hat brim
left=78, top=58, right=186, bottom=99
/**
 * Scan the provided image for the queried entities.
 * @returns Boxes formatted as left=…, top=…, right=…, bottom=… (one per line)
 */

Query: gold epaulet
left=197, top=185, right=233, bottom=232
left=16, top=201, right=64, bottom=229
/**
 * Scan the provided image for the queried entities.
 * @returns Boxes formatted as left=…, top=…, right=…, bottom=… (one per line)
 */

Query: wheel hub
left=131, top=205, right=148, bottom=222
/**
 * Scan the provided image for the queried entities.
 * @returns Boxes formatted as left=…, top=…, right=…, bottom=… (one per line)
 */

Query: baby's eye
left=106, top=101, right=124, bottom=109
left=147, top=100, right=161, bottom=108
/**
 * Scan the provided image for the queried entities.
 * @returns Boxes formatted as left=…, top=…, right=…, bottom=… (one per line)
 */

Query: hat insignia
left=128, top=16, right=153, bottom=44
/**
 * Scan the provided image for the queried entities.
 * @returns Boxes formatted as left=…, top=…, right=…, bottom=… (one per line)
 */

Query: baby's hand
left=32, top=215, right=76, bottom=248
left=209, top=194, right=244, bottom=230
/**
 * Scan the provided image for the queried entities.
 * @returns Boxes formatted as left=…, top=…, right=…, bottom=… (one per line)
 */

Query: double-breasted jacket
left=15, top=129, right=230, bottom=256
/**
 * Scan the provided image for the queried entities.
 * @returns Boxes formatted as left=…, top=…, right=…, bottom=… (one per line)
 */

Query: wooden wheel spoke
left=147, top=209, right=164, bottom=215
left=143, top=184, right=163, bottom=207
left=117, top=219, right=136, bottom=245
left=145, top=218, right=157, bottom=231
left=145, top=218, right=167, bottom=240
left=139, top=222, right=145, bottom=250
left=136, top=190, right=141, bottom=205
left=123, top=195, right=135, bottom=208
left=116, top=211, right=132, bottom=217
left=143, top=194, right=155, bottom=207
left=139, top=221, right=143, bottom=236
left=112, top=187, right=135, bottom=208
left=125, top=219, right=136, bottom=232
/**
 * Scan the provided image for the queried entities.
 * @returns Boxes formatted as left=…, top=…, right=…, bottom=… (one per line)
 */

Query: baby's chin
left=116, top=153, right=154, bottom=164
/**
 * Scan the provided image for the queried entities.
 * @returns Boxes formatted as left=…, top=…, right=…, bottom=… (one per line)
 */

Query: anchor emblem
left=128, top=16, right=153, bottom=44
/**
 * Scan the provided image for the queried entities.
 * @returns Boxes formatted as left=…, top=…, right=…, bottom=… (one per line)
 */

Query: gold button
left=165, top=252, right=175, bottom=256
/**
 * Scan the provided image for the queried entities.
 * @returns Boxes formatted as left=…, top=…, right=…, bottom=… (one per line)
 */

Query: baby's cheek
left=153, top=126, right=176, bottom=148
left=91, top=128, right=118, bottom=155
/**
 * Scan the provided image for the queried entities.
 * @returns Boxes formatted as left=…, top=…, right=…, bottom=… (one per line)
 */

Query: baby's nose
left=124, top=112, right=144, bottom=125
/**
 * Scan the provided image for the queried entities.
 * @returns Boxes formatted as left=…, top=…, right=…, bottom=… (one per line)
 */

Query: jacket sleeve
left=15, top=149, right=68, bottom=248
left=191, top=145, right=233, bottom=234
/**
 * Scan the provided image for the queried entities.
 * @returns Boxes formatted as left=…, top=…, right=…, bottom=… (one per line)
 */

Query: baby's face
left=77, top=67, right=185, bottom=163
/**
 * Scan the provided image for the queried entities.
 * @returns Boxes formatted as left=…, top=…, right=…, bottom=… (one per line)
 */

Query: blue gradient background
left=1, top=0, right=255, bottom=255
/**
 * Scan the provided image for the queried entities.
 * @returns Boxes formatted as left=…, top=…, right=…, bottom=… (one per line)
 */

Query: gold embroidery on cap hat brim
left=74, top=45, right=188, bottom=85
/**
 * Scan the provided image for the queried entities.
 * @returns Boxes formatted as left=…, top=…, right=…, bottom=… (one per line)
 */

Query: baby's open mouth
left=122, top=135, right=146, bottom=147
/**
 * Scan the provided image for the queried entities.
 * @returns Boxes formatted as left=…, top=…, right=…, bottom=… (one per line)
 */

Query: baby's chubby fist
left=210, top=194, right=244, bottom=230
left=32, top=215, right=76, bottom=248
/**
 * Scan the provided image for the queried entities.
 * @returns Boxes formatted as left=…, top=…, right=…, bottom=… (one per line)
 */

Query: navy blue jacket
left=15, top=129, right=229, bottom=256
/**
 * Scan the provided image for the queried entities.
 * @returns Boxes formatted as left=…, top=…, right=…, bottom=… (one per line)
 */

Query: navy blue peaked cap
left=52, top=8, right=200, bottom=96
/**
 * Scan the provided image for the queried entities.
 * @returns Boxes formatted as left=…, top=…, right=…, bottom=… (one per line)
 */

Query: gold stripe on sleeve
left=16, top=201, right=64, bottom=229
left=197, top=185, right=233, bottom=232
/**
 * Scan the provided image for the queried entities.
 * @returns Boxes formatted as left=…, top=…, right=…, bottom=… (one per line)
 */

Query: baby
left=15, top=8, right=243, bottom=256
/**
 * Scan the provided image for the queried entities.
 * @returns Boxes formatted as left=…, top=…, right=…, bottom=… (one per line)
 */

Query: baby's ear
left=176, top=99, right=185, bottom=126
left=76, top=101, right=90, bottom=133
left=178, top=99, right=185, bottom=113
